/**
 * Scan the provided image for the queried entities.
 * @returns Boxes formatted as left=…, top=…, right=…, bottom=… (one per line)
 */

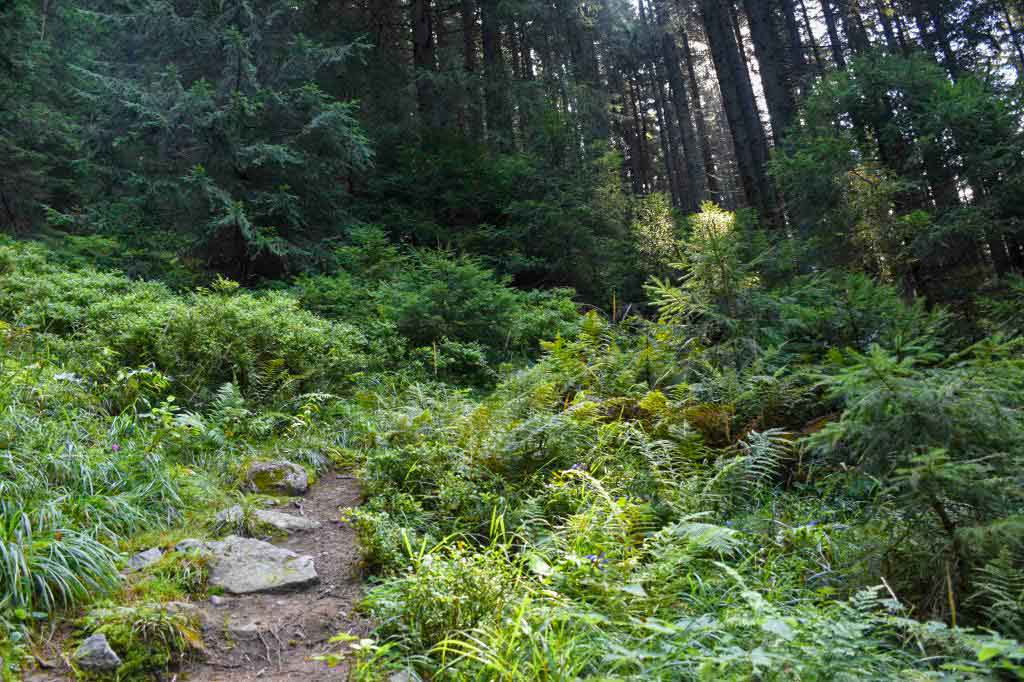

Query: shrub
left=75, top=603, right=203, bottom=679
left=0, top=244, right=373, bottom=403
left=364, top=544, right=522, bottom=650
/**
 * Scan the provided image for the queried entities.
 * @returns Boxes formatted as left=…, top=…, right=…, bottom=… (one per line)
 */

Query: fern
left=971, top=549, right=1024, bottom=638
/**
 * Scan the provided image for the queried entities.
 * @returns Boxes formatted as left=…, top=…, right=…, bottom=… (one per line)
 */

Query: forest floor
left=27, top=472, right=371, bottom=681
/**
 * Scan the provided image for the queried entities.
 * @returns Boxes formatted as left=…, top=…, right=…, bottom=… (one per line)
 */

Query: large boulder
left=244, top=461, right=308, bottom=496
left=207, top=535, right=317, bottom=594
left=73, top=633, right=121, bottom=672
left=216, top=505, right=321, bottom=533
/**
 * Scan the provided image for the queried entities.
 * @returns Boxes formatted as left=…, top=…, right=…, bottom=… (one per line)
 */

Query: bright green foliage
left=0, top=242, right=373, bottom=402
left=294, top=227, right=579, bottom=382
left=811, top=338, right=1024, bottom=620
left=3, top=0, right=1024, bottom=675
left=74, top=603, right=204, bottom=679
left=329, top=205, right=1024, bottom=679
left=128, top=550, right=212, bottom=604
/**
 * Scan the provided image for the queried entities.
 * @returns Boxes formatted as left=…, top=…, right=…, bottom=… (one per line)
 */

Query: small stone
left=209, top=595, right=228, bottom=606
left=73, top=634, right=121, bottom=671
left=244, top=461, right=308, bottom=496
left=125, top=547, right=164, bottom=573
left=389, top=671, right=412, bottom=682
left=163, top=601, right=197, bottom=615
left=227, top=621, right=262, bottom=641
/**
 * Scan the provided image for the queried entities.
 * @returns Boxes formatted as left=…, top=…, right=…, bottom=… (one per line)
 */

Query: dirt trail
left=182, top=472, right=371, bottom=681
left=25, top=472, right=370, bottom=681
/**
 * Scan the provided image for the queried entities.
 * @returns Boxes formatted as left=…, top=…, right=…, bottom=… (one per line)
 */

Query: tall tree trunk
left=926, top=0, right=960, bottom=79
left=779, top=0, right=807, bottom=86
left=481, top=0, right=512, bottom=148
left=910, top=0, right=937, bottom=54
left=629, top=76, right=654, bottom=192
left=651, top=72, right=681, bottom=205
left=892, top=4, right=911, bottom=54
left=1001, top=0, right=1024, bottom=77
left=681, top=26, right=722, bottom=203
left=700, top=0, right=777, bottom=223
left=413, top=0, right=437, bottom=126
left=40, top=0, right=52, bottom=40
left=872, top=0, right=900, bottom=53
left=743, top=0, right=797, bottom=143
left=567, top=0, right=608, bottom=143
left=728, top=1, right=753, bottom=73
left=821, top=0, right=848, bottom=68
left=799, top=0, right=828, bottom=73
left=461, top=0, right=483, bottom=139
left=662, top=24, right=705, bottom=210
left=837, top=0, right=870, bottom=54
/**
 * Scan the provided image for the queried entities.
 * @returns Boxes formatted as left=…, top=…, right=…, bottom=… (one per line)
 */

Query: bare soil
left=23, top=471, right=370, bottom=681
left=181, top=471, right=372, bottom=681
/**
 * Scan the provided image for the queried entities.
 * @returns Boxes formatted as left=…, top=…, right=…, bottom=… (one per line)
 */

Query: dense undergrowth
left=1, top=213, right=1023, bottom=679
left=0, top=235, right=572, bottom=678
left=335, top=209, right=1024, bottom=679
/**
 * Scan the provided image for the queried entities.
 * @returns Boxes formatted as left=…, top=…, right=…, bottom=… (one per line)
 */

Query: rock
left=244, top=460, right=309, bottom=496
left=389, top=671, right=412, bottom=682
left=73, top=634, right=121, bottom=672
left=253, top=508, right=320, bottom=532
left=216, top=505, right=320, bottom=533
left=125, top=547, right=164, bottom=573
left=208, top=535, right=317, bottom=594
left=163, top=601, right=198, bottom=615
left=209, top=595, right=228, bottom=606
left=227, top=620, right=263, bottom=641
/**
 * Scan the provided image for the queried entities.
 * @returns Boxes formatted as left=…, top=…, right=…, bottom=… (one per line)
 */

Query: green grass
left=1, top=237, right=1023, bottom=680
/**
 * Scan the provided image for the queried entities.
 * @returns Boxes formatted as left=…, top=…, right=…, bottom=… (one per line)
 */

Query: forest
left=2, top=0, right=1024, bottom=677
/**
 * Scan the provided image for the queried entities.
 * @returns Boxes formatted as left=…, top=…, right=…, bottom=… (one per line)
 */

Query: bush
left=364, top=545, right=521, bottom=650
left=299, top=240, right=585, bottom=366
left=0, top=244, right=373, bottom=402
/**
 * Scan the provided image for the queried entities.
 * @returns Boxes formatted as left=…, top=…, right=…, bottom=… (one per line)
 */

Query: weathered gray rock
left=125, top=547, right=164, bottom=573
left=163, top=601, right=198, bottom=616
left=216, top=505, right=321, bottom=533
left=244, top=460, right=309, bottom=495
left=73, top=634, right=121, bottom=671
left=208, top=535, right=317, bottom=594
left=253, top=508, right=320, bottom=532
left=209, top=595, right=229, bottom=607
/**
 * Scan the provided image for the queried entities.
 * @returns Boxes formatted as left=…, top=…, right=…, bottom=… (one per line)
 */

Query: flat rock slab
left=208, top=535, right=318, bottom=594
left=254, top=507, right=321, bottom=531
left=216, top=505, right=321, bottom=533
